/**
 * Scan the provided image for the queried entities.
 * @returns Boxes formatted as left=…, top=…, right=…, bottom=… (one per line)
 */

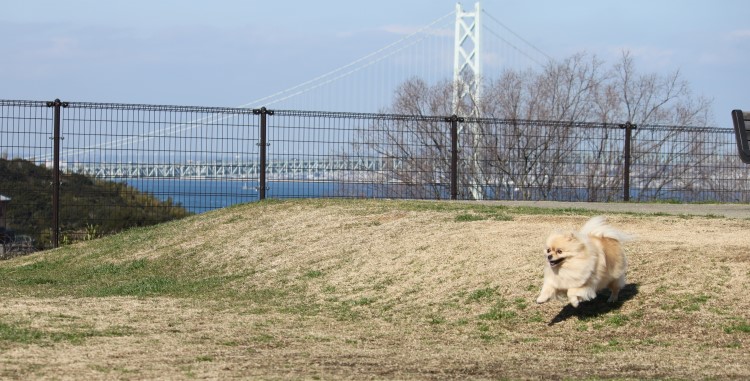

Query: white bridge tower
left=453, top=2, right=485, bottom=199
left=453, top=2, right=482, bottom=116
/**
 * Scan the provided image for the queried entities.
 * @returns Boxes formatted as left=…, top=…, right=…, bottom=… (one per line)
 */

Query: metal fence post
left=253, top=107, right=274, bottom=200
left=619, top=121, right=637, bottom=202
left=46, top=98, right=68, bottom=248
left=445, top=114, right=464, bottom=200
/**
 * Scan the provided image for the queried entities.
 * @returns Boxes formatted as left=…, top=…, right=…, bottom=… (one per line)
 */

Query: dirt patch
left=1, top=200, right=749, bottom=380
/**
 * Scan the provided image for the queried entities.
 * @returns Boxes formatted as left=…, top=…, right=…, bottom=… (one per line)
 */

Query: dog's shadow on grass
left=547, top=283, right=639, bottom=326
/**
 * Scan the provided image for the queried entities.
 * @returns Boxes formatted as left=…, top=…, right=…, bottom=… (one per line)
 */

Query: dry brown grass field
left=0, top=199, right=749, bottom=380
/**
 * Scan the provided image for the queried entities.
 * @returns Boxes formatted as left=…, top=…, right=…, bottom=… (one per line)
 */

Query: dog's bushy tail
left=580, top=216, right=631, bottom=242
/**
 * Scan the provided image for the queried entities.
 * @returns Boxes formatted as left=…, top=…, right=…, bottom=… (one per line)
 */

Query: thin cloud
left=727, top=29, right=750, bottom=40
left=606, top=45, right=676, bottom=69
left=45, top=37, right=79, bottom=57
left=379, top=24, right=452, bottom=37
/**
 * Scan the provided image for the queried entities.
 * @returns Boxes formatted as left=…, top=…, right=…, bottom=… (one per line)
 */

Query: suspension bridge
left=24, top=2, right=553, bottom=181
left=242, top=1, right=551, bottom=113
left=64, top=158, right=404, bottom=181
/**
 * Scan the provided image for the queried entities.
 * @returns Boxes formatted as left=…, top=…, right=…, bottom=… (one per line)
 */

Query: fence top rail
left=272, top=109, right=449, bottom=123
left=0, top=99, right=51, bottom=108
left=272, top=111, right=728, bottom=133
left=0, top=99, right=729, bottom=133
left=636, top=123, right=732, bottom=134
left=460, top=117, right=728, bottom=133
left=65, top=101, right=260, bottom=114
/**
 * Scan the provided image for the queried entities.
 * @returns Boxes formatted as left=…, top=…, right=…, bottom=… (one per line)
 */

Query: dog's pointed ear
left=564, top=232, right=576, bottom=241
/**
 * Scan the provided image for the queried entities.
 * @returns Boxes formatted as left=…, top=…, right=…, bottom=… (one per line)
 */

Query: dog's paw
left=568, top=297, right=580, bottom=308
left=582, top=289, right=597, bottom=301
left=536, top=285, right=556, bottom=304
left=536, top=291, right=554, bottom=304
left=607, top=289, right=621, bottom=303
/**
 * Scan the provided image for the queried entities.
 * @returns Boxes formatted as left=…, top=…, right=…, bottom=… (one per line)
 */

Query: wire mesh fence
left=1, top=99, right=748, bottom=251
left=61, top=102, right=261, bottom=212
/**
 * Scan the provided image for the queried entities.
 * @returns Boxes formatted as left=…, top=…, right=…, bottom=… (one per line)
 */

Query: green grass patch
left=353, top=297, right=376, bottom=306
left=505, top=206, right=595, bottom=216
left=303, top=270, right=324, bottom=279
left=513, top=297, right=528, bottom=310
left=369, top=200, right=513, bottom=221
left=526, top=312, right=544, bottom=323
left=592, top=339, right=624, bottom=353
left=455, top=213, right=486, bottom=222
left=333, top=302, right=361, bottom=321
left=85, top=276, right=179, bottom=297
left=661, top=293, right=710, bottom=312
left=605, top=313, right=630, bottom=327
left=0, top=254, right=245, bottom=299
left=724, top=320, right=750, bottom=334
left=427, top=314, right=446, bottom=325
left=0, top=322, right=44, bottom=344
left=279, top=301, right=321, bottom=316
left=466, top=287, right=497, bottom=302
left=478, top=300, right=517, bottom=321
left=0, top=321, right=134, bottom=346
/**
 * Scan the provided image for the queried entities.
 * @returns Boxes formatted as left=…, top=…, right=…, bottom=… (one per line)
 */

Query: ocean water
left=118, top=178, right=746, bottom=213
left=119, top=179, right=378, bottom=213
left=121, top=178, right=615, bottom=213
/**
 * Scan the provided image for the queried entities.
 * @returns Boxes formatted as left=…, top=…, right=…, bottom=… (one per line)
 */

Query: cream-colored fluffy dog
left=536, top=216, right=629, bottom=308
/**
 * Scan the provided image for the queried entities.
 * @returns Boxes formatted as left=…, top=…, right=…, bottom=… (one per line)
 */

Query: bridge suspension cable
left=241, top=11, right=455, bottom=111
left=241, top=4, right=554, bottom=112
left=481, top=10, right=553, bottom=67
left=29, top=3, right=556, bottom=163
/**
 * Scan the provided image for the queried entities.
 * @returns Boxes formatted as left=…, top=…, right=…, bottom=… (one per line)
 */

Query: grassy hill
left=0, top=158, right=190, bottom=249
left=0, top=199, right=748, bottom=380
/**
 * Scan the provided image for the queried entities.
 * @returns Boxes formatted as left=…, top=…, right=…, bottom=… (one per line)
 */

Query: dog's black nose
left=547, top=255, right=553, bottom=260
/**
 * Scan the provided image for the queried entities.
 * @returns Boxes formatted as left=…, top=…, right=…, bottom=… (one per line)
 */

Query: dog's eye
left=556, top=249, right=562, bottom=254
left=546, top=248, right=551, bottom=253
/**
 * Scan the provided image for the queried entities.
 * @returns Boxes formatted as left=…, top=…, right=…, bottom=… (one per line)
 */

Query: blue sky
left=2, top=0, right=748, bottom=127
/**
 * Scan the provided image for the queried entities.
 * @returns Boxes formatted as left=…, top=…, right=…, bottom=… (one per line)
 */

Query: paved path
left=473, top=201, right=750, bottom=219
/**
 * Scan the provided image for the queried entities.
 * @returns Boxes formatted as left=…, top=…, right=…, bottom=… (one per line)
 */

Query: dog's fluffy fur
left=536, top=216, right=629, bottom=307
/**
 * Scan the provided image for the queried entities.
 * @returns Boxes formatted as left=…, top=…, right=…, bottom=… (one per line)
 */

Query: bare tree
left=476, top=53, right=611, bottom=200
left=358, top=51, right=714, bottom=201
left=349, top=78, right=459, bottom=199
left=606, top=51, right=714, bottom=200
left=609, top=51, right=712, bottom=126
